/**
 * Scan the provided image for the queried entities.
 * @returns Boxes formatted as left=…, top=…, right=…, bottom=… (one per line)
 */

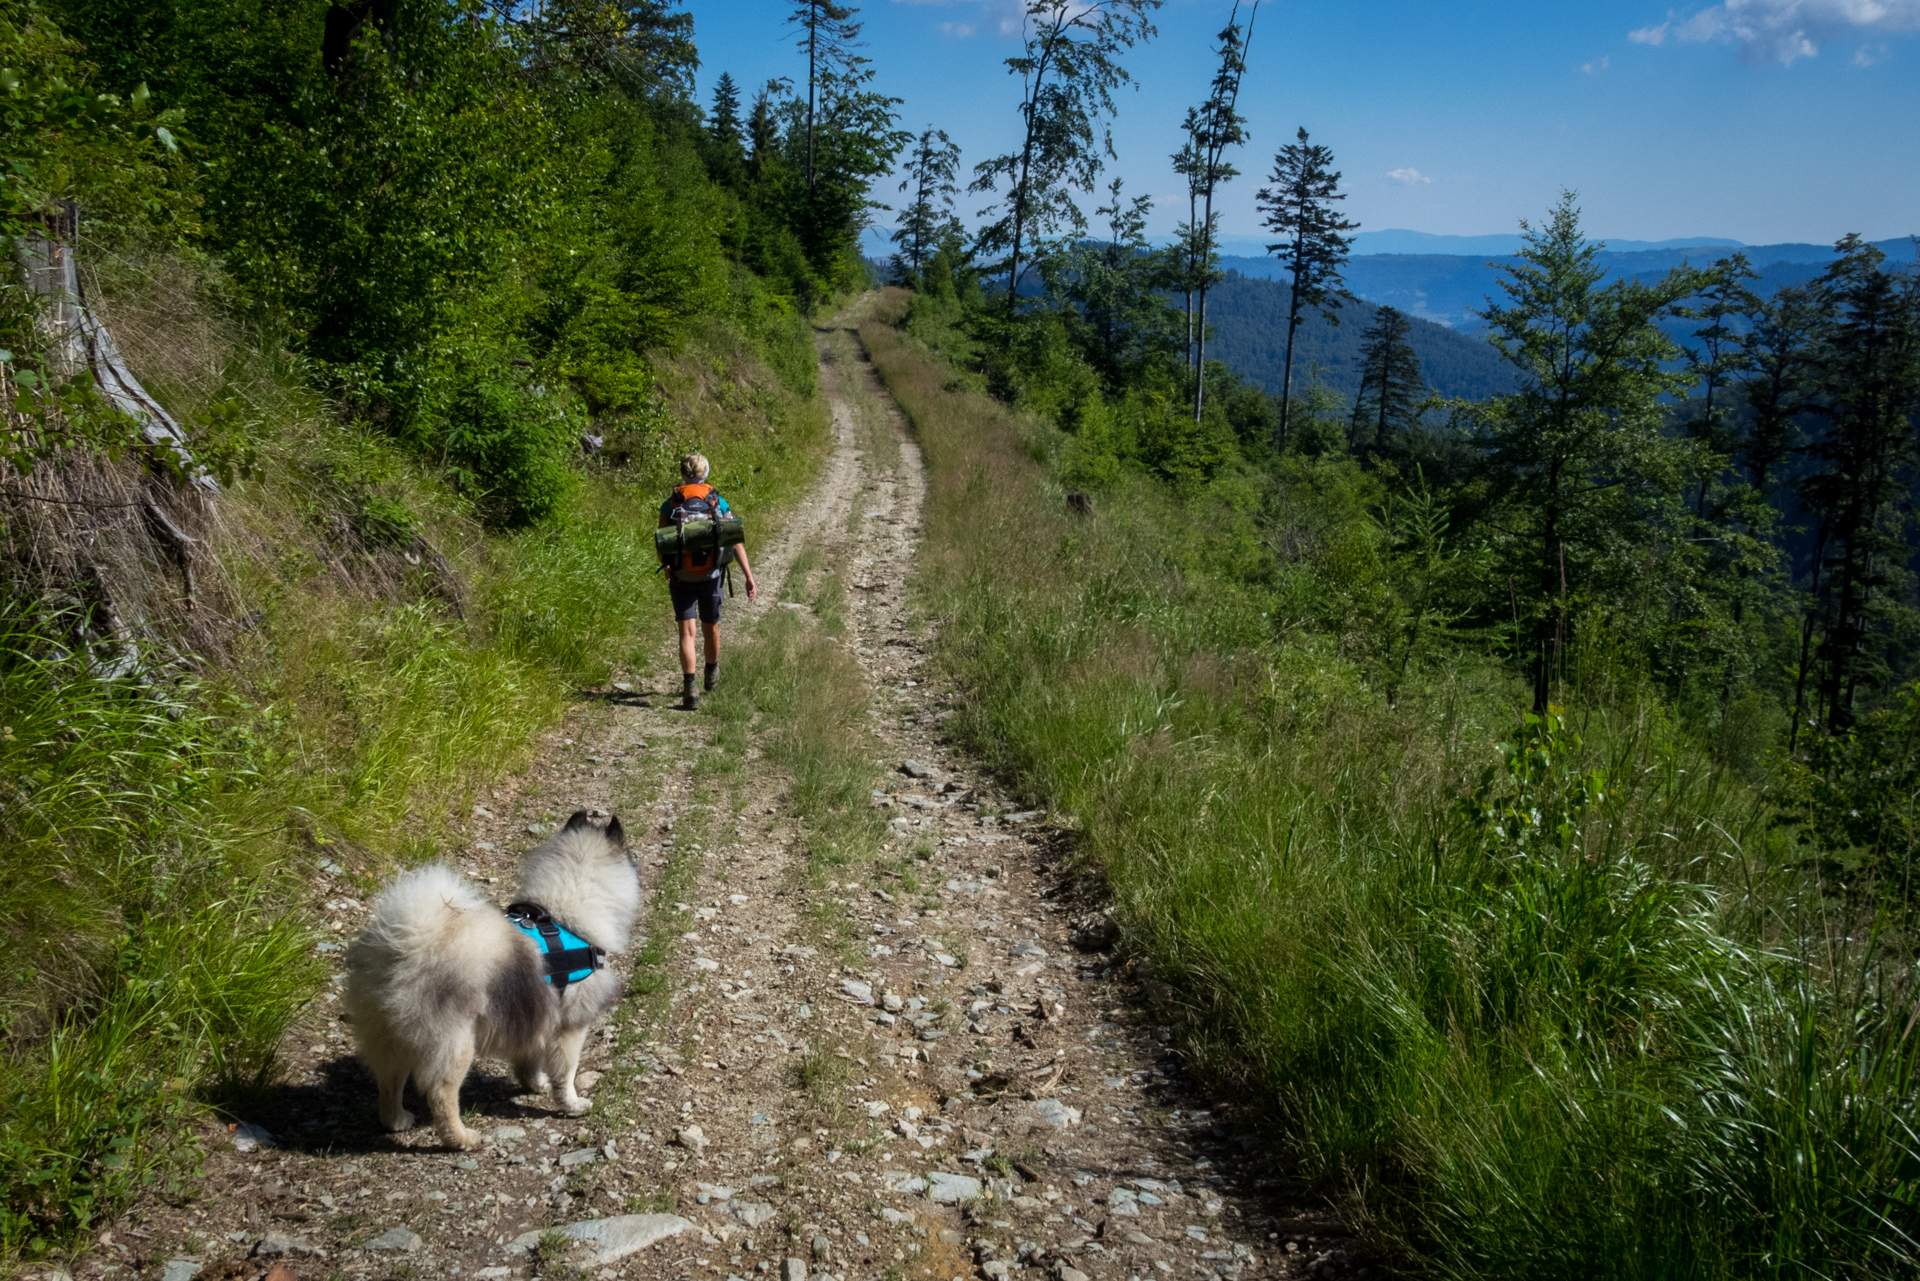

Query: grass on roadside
left=860, top=288, right=1920, bottom=1281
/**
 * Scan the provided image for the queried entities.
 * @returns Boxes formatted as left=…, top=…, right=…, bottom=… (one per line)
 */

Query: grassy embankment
left=0, top=249, right=830, bottom=1258
left=858, top=289, right=1918, bottom=1280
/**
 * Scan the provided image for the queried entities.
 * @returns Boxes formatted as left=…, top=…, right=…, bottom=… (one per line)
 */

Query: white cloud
left=1581, top=54, right=1612, bottom=72
left=1386, top=167, right=1432, bottom=185
left=940, top=21, right=976, bottom=36
left=1630, top=0, right=1920, bottom=64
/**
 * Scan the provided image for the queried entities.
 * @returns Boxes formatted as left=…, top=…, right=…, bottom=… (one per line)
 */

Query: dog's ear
left=563, top=810, right=593, bottom=834
left=604, top=814, right=626, bottom=850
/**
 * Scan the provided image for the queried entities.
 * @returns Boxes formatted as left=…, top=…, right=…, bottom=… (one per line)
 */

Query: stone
left=981, top=1263, right=1012, bottom=1281
left=1057, top=1268, right=1090, bottom=1281
left=881, top=1208, right=914, bottom=1226
left=926, top=1172, right=984, bottom=1204
left=230, top=1122, right=276, bottom=1152
left=365, top=1227, right=422, bottom=1252
left=492, top=1125, right=526, bottom=1142
left=863, top=1100, right=891, bottom=1118
left=1185, top=1225, right=1209, bottom=1241
left=251, top=1233, right=320, bottom=1259
left=1010, top=941, right=1047, bottom=960
left=878, top=1171, right=928, bottom=1194
left=575, top=1070, right=602, bottom=1092
left=1124, top=1230, right=1155, bottom=1246
left=839, top=978, right=875, bottom=1005
left=559, top=1148, right=599, bottom=1168
left=476, top=1270, right=512, bottom=1279
left=1032, top=1099, right=1081, bottom=1128
left=694, top=957, right=721, bottom=972
left=812, top=1235, right=832, bottom=1261
left=783, top=1257, right=809, bottom=1281
left=882, top=992, right=905, bottom=1012
left=675, top=1124, right=709, bottom=1151
left=730, top=1201, right=777, bottom=1229
left=508, top=1214, right=694, bottom=1264
left=161, top=1263, right=202, bottom=1281
left=900, top=760, right=935, bottom=779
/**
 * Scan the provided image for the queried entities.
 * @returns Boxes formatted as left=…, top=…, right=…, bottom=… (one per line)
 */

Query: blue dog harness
left=505, top=901, right=605, bottom=994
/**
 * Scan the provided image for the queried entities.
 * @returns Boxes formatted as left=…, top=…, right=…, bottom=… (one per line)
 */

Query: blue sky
left=687, top=0, right=1920, bottom=247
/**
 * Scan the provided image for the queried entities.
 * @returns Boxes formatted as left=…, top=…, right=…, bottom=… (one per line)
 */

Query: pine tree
left=1256, top=127, right=1358, bottom=449
left=1681, top=254, right=1760, bottom=516
left=703, top=72, right=746, bottom=187
left=745, top=82, right=784, bottom=184
left=787, top=1, right=862, bottom=194
left=1475, top=193, right=1708, bottom=713
left=1175, top=2, right=1256, bottom=423
left=1790, top=238, right=1920, bottom=738
left=892, top=128, right=961, bottom=286
left=1736, top=282, right=1817, bottom=497
left=1349, top=305, right=1422, bottom=456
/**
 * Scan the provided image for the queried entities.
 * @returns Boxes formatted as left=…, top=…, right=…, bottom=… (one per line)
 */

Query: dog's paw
left=446, top=1129, right=485, bottom=1151
left=560, top=1095, right=593, bottom=1116
left=519, top=1071, right=550, bottom=1094
left=387, top=1108, right=417, bottom=1133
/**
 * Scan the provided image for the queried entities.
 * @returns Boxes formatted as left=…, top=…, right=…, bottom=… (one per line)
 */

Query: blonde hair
left=679, top=452, right=710, bottom=483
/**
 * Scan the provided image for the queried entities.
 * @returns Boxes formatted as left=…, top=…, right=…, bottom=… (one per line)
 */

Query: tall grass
left=859, top=292, right=1920, bottom=1279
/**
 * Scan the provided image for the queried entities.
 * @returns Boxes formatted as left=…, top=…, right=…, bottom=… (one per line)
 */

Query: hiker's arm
left=734, top=544, right=757, bottom=601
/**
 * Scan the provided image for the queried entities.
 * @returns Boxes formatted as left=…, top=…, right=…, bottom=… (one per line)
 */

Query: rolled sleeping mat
left=655, top=517, right=745, bottom=560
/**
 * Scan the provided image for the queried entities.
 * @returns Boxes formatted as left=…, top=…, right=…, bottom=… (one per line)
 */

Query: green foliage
left=863, top=305, right=1920, bottom=1281
left=1777, top=680, right=1920, bottom=916
left=0, top=1, right=188, bottom=241
left=439, top=370, right=581, bottom=528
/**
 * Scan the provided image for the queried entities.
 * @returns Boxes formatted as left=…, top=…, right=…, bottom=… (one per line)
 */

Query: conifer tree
left=971, top=0, right=1160, bottom=316
left=892, top=128, right=961, bottom=286
left=1791, top=238, right=1920, bottom=737
left=787, top=1, right=862, bottom=193
left=1256, top=128, right=1358, bottom=448
left=704, top=72, right=746, bottom=186
left=1475, top=193, right=1708, bottom=713
left=1736, top=282, right=1817, bottom=498
left=1681, top=254, right=1760, bottom=516
left=1349, top=305, right=1422, bottom=456
left=746, top=84, right=783, bottom=184
left=1174, top=2, right=1256, bottom=422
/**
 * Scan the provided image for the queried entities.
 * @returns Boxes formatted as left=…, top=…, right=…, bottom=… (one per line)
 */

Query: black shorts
left=669, top=576, right=723, bottom=624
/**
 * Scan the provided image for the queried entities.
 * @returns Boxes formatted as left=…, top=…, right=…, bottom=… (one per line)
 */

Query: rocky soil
left=55, top=302, right=1366, bottom=1281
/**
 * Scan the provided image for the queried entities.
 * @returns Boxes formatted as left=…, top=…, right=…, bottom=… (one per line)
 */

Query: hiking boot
left=682, top=673, right=699, bottom=711
left=704, top=663, right=719, bottom=692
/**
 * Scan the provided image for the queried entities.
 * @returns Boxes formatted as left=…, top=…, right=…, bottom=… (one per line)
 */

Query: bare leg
left=679, top=618, right=698, bottom=674
left=702, top=620, right=720, bottom=667
left=424, top=1038, right=482, bottom=1149
left=550, top=1023, right=594, bottom=1114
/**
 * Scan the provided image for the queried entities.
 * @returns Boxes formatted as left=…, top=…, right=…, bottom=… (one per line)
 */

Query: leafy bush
left=438, top=370, right=582, bottom=529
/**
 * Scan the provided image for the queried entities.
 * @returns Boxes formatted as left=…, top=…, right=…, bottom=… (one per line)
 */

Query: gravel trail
left=95, top=303, right=1357, bottom=1281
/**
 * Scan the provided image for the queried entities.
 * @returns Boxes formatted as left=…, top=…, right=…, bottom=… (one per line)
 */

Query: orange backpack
left=664, top=483, right=728, bottom=582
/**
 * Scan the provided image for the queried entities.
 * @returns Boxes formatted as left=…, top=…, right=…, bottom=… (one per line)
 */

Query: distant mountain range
left=1217, top=235, right=1918, bottom=330
left=857, top=226, right=1919, bottom=402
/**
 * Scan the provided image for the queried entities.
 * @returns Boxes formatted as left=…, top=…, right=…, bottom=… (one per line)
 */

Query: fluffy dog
left=343, top=810, right=639, bottom=1149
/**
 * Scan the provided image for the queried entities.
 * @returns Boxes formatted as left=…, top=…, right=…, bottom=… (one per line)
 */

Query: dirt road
left=91, top=303, right=1360, bottom=1281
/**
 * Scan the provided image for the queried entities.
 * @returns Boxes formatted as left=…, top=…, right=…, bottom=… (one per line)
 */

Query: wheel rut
left=100, top=299, right=1351, bottom=1281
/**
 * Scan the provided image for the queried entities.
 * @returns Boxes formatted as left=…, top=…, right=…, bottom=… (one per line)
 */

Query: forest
left=3, top=0, right=1919, bottom=1277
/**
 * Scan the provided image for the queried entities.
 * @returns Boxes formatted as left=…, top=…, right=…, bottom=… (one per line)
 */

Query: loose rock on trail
left=90, top=303, right=1364, bottom=1281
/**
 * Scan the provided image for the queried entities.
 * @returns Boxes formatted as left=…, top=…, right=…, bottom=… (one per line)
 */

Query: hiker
left=660, top=452, right=756, bottom=710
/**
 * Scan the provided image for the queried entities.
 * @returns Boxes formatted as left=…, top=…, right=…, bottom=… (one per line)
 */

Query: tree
left=1736, top=283, right=1817, bottom=498
left=1474, top=193, right=1708, bottom=713
left=703, top=72, right=746, bottom=187
left=1174, top=2, right=1257, bottom=422
left=1349, top=305, right=1422, bottom=456
left=892, top=128, right=961, bottom=286
left=1256, top=127, right=1358, bottom=449
left=1680, top=254, right=1759, bottom=517
left=787, top=0, right=862, bottom=194
left=745, top=82, right=783, bottom=183
left=1043, top=178, right=1180, bottom=388
left=1791, top=237, right=1920, bottom=739
left=970, top=0, right=1160, bottom=317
